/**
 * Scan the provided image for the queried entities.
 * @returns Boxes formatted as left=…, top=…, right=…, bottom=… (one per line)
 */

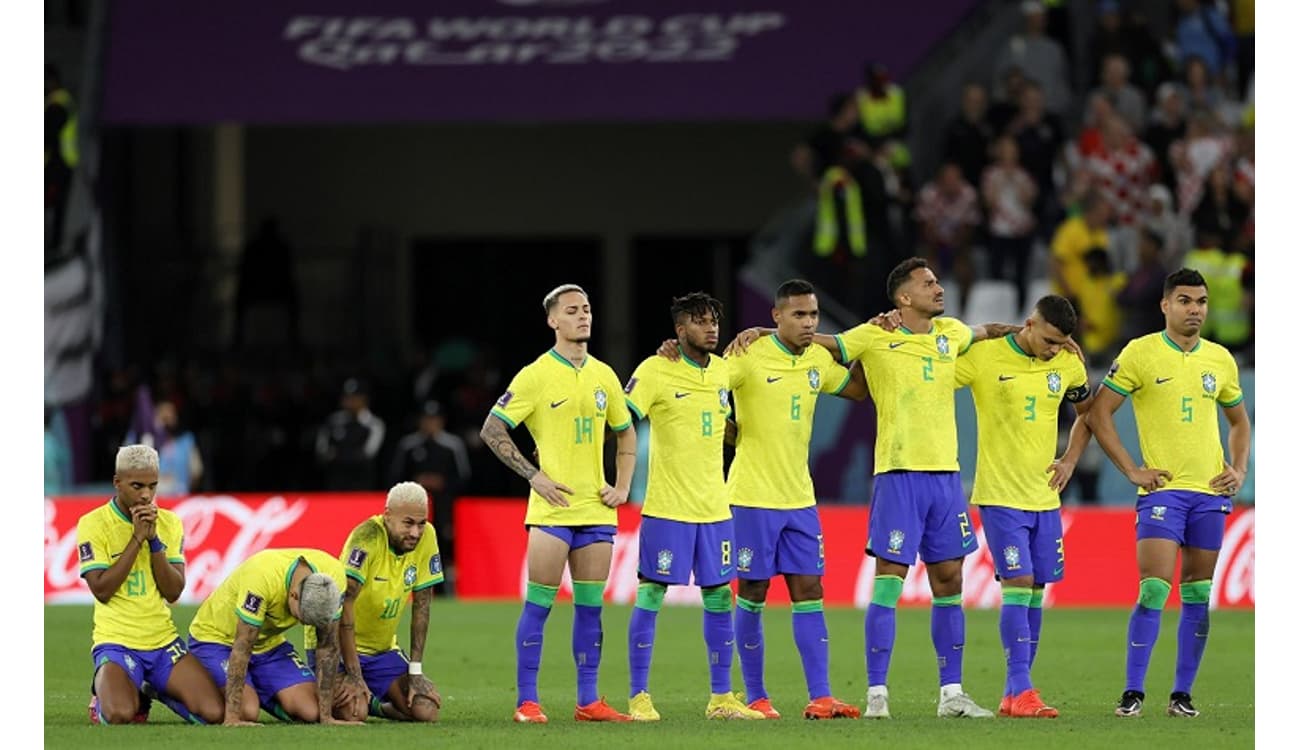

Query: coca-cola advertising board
left=45, top=495, right=1253, bottom=609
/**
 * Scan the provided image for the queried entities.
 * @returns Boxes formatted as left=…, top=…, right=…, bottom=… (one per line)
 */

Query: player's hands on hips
left=656, top=339, right=680, bottom=360
left=868, top=309, right=902, bottom=331
left=724, top=327, right=764, bottom=357
left=529, top=471, right=573, bottom=507
left=1046, top=459, right=1075, bottom=493
left=1209, top=465, right=1245, bottom=496
left=599, top=484, right=629, bottom=507
left=1126, top=465, right=1173, bottom=492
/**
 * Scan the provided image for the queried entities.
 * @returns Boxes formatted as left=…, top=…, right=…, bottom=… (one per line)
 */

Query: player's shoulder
left=416, top=523, right=441, bottom=553
left=934, top=316, right=974, bottom=339
left=586, top=354, right=622, bottom=381
left=348, top=514, right=386, bottom=544
left=75, top=500, right=110, bottom=527
left=632, top=354, right=666, bottom=377
left=1197, top=337, right=1237, bottom=365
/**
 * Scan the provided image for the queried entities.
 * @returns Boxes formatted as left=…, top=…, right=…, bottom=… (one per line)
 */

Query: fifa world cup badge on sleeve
left=430, top=554, right=442, bottom=576
left=78, top=542, right=93, bottom=562
left=242, top=593, right=264, bottom=615
left=496, top=391, right=514, bottom=408
left=347, top=547, right=368, bottom=569
left=624, top=377, right=638, bottom=395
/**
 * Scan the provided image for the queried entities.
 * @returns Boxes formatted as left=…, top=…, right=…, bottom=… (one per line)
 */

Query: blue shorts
left=731, top=506, right=824, bottom=579
left=1136, top=490, right=1232, bottom=549
left=868, top=471, right=976, bottom=565
left=638, top=516, right=735, bottom=588
left=307, top=648, right=409, bottom=700
left=91, top=638, right=188, bottom=696
left=534, top=524, right=616, bottom=549
left=188, top=638, right=314, bottom=717
left=977, top=506, right=1065, bottom=584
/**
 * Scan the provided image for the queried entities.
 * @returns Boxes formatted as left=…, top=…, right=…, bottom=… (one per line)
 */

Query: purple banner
left=102, top=0, right=980, bottom=124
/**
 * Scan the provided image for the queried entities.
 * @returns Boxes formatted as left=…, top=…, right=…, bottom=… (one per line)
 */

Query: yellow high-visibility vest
left=856, top=85, right=906, bottom=138
left=814, top=166, right=867, bottom=258
left=1185, top=247, right=1250, bottom=345
left=46, top=88, right=79, bottom=169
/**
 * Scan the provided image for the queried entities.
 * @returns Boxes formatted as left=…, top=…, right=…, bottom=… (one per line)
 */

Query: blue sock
left=572, top=580, right=606, bottom=707
left=931, top=594, right=965, bottom=687
left=1125, top=578, right=1172, bottom=694
left=703, top=610, right=734, bottom=694
left=735, top=598, right=767, bottom=700
left=1027, top=589, right=1044, bottom=668
left=151, top=692, right=203, bottom=724
left=866, top=575, right=903, bottom=687
left=1174, top=581, right=1212, bottom=695
left=1000, top=587, right=1033, bottom=696
left=792, top=600, right=831, bottom=700
left=628, top=605, right=658, bottom=697
left=516, top=583, right=557, bottom=706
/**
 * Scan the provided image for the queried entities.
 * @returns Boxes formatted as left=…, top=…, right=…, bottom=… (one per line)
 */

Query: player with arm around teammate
left=621, top=292, right=765, bottom=721
left=307, top=480, right=445, bottom=722
left=78, top=444, right=224, bottom=725
left=1088, top=268, right=1251, bottom=719
left=480, top=283, right=637, bottom=724
left=953, top=294, right=1097, bottom=718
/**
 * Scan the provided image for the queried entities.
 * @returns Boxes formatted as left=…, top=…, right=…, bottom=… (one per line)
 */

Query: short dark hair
left=775, top=279, right=816, bottom=304
left=886, top=257, right=930, bottom=303
left=1164, top=268, right=1207, bottom=296
left=670, top=291, right=723, bottom=326
left=1034, top=294, right=1078, bottom=336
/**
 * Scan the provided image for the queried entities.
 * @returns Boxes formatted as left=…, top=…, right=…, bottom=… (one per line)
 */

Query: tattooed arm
left=315, top=619, right=362, bottom=724
left=223, top=620, right=261, bottom=725
left=480, top=413, right=573, bottom=507
left=406, top=586, right=441, bottom=715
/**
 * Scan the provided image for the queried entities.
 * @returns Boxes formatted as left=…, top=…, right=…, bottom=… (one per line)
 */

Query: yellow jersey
left=76, top=499, right=186, bottom=650
left=625, top=352, right=734, bottom=523
left=836, top=317, right=974, bottom=473
left=189, top=548, right=346, bottom=654
left=492, top=349, right=633, bottom=526
left=956, top=335, right=1090, bottom=510
left=728, top=335, right=851, bottom=509
left=1103, top=331, right=1244, bottom=495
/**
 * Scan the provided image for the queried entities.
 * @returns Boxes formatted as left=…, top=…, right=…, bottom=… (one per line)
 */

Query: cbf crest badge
left=1003, top=546, right=1022, bottom=570
left=718, top=388, right=729, bottom=409
left=656, top=549, right=673, bottom=576
left=1047, top=371, right=1062, bottom=394
left=936, top=334, right=951, bottom=356
left=404, top=565, right=417, bottom=586
left=737, top=547, right=754, bottom=572
left=1151, top=506, right=1167, bottom=521
left=594, top=387, right=608, bottom=411
left=1201, top=372, right=1217, bottom=394
left=888, top=529, right=905, bottom=554
left=808, top=368, right=821, bottom=390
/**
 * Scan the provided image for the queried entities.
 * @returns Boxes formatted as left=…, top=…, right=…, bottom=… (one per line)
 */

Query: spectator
left=980, top=135, right=1038, bottom=312
left=914, top=162, right=981, bottom=314
left=388, top=400, right=470, bottom=590
left=1174, top=0, right=1237, bottom=81
left=994, top=1, right=1072, bottom=115
left=234, top=217, right=300, bottom=351
left=1191, top=161, right=1249, bottom=254
left=855, top=61, right=910, bottom=169
left=1050, top=190, right=1110, bottom=306
left=987, top=65, right=1028, bottom=135
left=1184, top=229, right=1250, bottom=352
left=1078, top=113, right=1157, bottom=272
left=1074, top=248, right=1126, bottom=366
left=1145, top=184, right=1194, bottom=268
left=1143, top=83, right=1188, bottom=193
left=1177, top=55, right=1233, bottom=123
left=316, top=377, right=386, bottom=490
left=144, top=400, right=204, bottom=496
left=1230, top=0, right=1254, bottom=99
left=1117, top=227, right=1169, bottom=341
left=1006, top=81, right=1066, bottom=234
left=1092, top=54, right=1147, bottom=134
left=45, top=63, right=78, bottom=261
left=1170, top=111, right=1235, bottom=219
left=1089, top=0, right=1169, bottom=96
left=942, top=82, right=994, bottom=188
left=45, top=406, right=73, bottom=495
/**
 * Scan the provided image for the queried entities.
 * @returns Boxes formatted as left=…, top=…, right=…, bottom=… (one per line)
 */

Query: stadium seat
left=963, top=280, right=1018, bottom=326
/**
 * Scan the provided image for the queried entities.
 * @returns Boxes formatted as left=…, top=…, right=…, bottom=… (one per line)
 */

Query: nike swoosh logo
left=719, top=568, right=732, bottom=576
left=550, top=399, right=568, bottom=408
left=766, top=376, right=782, bottom=383
left=1155, top=377, right=1173, bottom=385
left=962, top=536, right=976, bottom=548
left=374, top=576, right=388, bottom=581
left=110, top=553, right=122, bottom=559
left=724, top=639, right=735, bottom=647
left=636, top=642, right=653, bottom=649
left=998, top=375, right=1016, bottom=381
left=743, top=642, right=760, bottom=650
left=820, top=637, right=830, bottom=643
left=1016, top=637, right=1032, bottom=643
left=674, top=392, right=690, bottom=399
left=522, top=640, right=541, bottom=647
left=1053, top=568, right=1064, bottom=576
left=1130, top=642, right=1147, bottom=648
left=888, top=342, right=904, bottom=349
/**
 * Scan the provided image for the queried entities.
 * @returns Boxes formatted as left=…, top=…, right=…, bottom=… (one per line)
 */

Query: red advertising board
left=45, top=495, right=1253, bottom=609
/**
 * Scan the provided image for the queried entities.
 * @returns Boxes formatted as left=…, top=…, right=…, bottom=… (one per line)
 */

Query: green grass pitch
left=45, top=602, right=1253, bottom=749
